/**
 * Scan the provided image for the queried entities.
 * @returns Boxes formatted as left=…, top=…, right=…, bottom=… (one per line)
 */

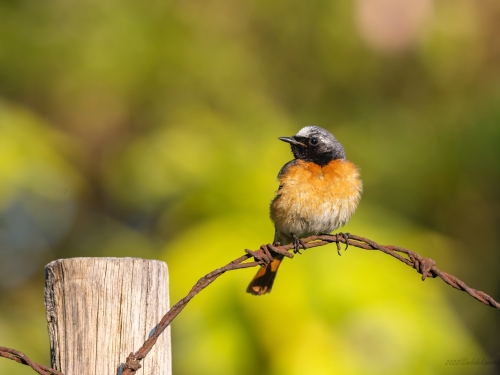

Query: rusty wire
left=122, top=233, right=500, bottom=374
left=1, top=234, right=499, bottom=375
left=0, top=346, right=64, bottom=375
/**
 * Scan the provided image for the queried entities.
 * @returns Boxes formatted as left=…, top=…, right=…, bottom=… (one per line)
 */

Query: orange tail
left=246, top=255, right=284, bottom=295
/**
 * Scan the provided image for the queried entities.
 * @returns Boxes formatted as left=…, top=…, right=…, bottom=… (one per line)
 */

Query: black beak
left=279, top=136, right=307, bottom=147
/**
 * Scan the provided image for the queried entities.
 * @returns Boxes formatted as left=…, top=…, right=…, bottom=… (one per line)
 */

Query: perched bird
left=247, top=126, right=362, bottom=295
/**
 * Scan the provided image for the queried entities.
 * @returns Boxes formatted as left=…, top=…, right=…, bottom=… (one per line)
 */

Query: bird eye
left=310, top=137, right=319, bottom=145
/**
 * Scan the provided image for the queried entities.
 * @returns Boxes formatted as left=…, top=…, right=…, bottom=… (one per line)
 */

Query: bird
left=246, top=125, right=362, bottom=295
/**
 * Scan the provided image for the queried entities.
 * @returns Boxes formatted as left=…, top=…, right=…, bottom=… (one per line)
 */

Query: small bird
left=247, top=126, right=362, bottom=295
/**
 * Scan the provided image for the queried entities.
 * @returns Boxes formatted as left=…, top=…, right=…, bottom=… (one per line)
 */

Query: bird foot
left=291, top=233, right=307, bottom=254
left=334, top=232, right=350, bottom=255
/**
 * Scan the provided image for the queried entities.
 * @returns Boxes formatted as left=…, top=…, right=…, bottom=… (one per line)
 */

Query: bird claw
left=291, top=233, right=306, bottom=254
left=334, top=232, right=350, bottom=256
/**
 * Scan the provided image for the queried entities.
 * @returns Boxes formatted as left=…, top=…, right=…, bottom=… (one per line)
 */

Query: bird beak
left=279, top=136, right=307, bottom=147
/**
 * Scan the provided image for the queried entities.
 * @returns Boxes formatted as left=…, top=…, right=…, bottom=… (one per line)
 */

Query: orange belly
left=270, top=159, right=362, bottom=238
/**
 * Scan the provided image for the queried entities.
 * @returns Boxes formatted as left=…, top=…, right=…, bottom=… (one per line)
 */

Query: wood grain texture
left=44, top=258, right=171, bottom=375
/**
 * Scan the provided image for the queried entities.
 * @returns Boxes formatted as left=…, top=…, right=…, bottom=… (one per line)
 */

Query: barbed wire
left=122, top=233, right=500, bottom=374
left=1, top=233, right=498, bottom=375
left=0, top=346, right=64, bottom=375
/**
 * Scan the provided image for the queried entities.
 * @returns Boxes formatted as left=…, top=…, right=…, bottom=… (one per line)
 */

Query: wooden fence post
left=44, top=258, right=171, bottom=375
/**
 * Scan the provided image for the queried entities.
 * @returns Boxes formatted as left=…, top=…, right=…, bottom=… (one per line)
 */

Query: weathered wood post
left=44, top=258, right=171, bottom=375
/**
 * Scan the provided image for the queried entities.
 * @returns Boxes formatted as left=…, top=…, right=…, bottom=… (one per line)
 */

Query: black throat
left=291, top=137, right=346, bottom=166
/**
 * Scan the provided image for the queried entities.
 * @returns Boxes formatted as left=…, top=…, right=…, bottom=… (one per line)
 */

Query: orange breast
left=270, top=159, right=362, bottom=238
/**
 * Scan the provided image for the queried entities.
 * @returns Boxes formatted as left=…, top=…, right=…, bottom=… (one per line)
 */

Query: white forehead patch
left=296, top=126, right=319, bottom=137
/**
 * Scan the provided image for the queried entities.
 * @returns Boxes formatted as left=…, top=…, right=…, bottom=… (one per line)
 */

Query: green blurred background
left=1, top=0, right=499, bottom=374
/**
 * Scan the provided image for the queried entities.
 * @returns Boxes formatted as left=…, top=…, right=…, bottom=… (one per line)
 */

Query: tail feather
left=246, top=256, right=284, bottom=295
left=247, top=230, right=292, bottom=295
